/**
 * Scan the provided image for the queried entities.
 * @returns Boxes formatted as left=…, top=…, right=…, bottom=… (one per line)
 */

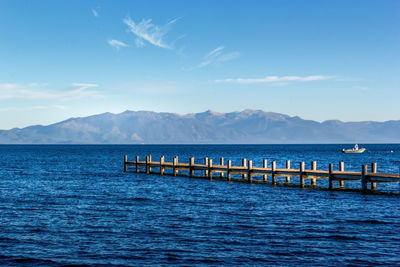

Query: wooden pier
left=124, top=155, right=400, bottom=193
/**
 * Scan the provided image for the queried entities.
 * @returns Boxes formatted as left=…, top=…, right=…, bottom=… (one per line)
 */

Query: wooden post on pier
left=339, top=161, right=345, bottom=188
left=329, top=163, right=333, bottom=190
left=371, top=163, right=377, bottom=191
left=263, top=160, right=268, bottom=181
left=136, top=156, right=139, bottom=173
left=220, top=157, right=224, bottom=178
left=272, top=161, right=276, bottom=185
left=286, top=160, right=291, bottom=183
left=300, top=161, right=305, bottom=188
left=160, top=156, right=165, bottom=175
left=227, top=160, right=232, bottom=181
left=248, top=160, right=253, bottom=183
left=189, top=157, right=194, bottom=177
left=149, top=155, right=152, bottom=173
left=208, top=158, right=213, bottom=180
left=146, top=156, right=150, bottom=174
left=204, top=157, right=209, bottom=177
left=362, top=164, right=368, bottom=193
left=173, top=156, right=178, bottom=176
left=242, top=159, right=247, bottom=179
left=124, top=155, right=127, bottom=172
left=311, top=161, right=317, bottom=186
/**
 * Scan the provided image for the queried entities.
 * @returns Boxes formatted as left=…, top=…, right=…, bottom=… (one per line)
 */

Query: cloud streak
left=123, top=16, right=180, bottom=49
left=215, top=75, right=331, bottom=84
left=0, top=105, right=67, bottom=112
left=199, top=46, right=240, bottom=68
left=91, top=7, right=99, bottom=17
left=108, top=39, right=129, bottom=50
left=0, top=83, right=101, bottom=100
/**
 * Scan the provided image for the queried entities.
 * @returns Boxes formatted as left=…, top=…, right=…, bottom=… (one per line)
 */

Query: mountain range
left=0, top=110, right=399, bottom=144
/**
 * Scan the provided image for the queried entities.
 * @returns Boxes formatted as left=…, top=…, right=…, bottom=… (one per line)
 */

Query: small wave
left=197, top=258, right=225, bottom=264
left=0, top=256, right=59, bottom=266
left=132, top=197, right=152, bottom=201
left=346, top=219, right=390, bottom=225
left=328, top=235, right=357, bottom=240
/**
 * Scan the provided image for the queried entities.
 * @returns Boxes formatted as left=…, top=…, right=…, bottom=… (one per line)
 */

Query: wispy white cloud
left=123, top=16, right=180, bottom=49
left=91, top=7, right=99, bottom=17
left=31, top=105, right=67, bottom=110
left=215, top=75, right=331, bottom=84
left=135, top=38, right=145, bottom=47
left=108, top=39, right=129, bottom=50
left=0, top=83, right=101, bottom=100
left=199, top=46, right=224, bottom=67
left=0, top=83, right=19, bottom=89
left=0, top=105, right=67, bottom=112
left=0, top=83, right=18, bottom=99
left=52, top=105, right=67, bottom=110
left=199, top=46, right=240, bottom=68
left=218, top=51, right=240, bottom=62
left=70, top=83, right=98, bottom=90
left=353, top=85, right=369, bottom=91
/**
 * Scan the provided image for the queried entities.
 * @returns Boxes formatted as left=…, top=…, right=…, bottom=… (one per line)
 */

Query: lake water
left=0, top=144, right=399, bottom=266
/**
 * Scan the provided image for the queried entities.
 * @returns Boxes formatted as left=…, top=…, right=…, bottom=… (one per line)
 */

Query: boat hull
left=342, top=148, right=366, bottom=153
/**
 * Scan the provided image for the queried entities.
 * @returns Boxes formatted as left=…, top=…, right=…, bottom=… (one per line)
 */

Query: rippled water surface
left=0, top=144, right=399, bottom=266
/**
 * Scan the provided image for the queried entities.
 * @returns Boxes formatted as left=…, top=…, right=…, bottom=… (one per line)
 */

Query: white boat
left=342, top=144, right=366, bottom=153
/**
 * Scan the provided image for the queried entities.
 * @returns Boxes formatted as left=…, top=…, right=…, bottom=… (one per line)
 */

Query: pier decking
left=124, top=155, right=400, bottom=194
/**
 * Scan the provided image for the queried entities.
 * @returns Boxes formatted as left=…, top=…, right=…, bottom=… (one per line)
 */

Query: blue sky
left=0, top=0, right=399, bottom=129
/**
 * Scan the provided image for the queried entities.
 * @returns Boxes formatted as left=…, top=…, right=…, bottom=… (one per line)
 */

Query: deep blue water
left=0, top=144, right=399, bottom=266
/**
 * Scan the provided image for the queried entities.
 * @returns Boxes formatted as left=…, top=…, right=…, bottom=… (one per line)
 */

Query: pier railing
left=124, top=155, right=400, bottom=193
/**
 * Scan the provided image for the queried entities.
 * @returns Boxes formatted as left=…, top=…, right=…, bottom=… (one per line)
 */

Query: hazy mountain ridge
left=0, top=110, right=399, bottom=144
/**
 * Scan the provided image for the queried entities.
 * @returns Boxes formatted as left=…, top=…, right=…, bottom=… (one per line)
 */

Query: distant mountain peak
left=0, top=109, right=399, bottom=144
left=322, top=119, right=343, bottom=124
left=202, top=109, right=223, bottom=115
left=242, top=109, right=262, bottom=114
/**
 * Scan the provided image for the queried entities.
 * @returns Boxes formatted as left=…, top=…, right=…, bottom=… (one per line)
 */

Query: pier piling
left=189, top=157, right=194, bottom=176
left=173, top=156, right=178, bottom=176
left=339, top=161, right=345, bottom=188
left=362, top=164, right=368, bottom=193
left=371, top=163, right=377, bottom=190
left=204, top=157, right=209, bottom=177
left=220, top=157, right=224, bottom=178
left=160, top=156, right=165, bottom=175
left=149, top=155, right=152, bottom=173
left=146, top=156, right=150, bottom=174
left=272, top=161, right=276, bottom=185
left=311, top=161, right=317, bottom=186
left=136, top=156, right=139, bottom=173
left=227, top=160, right=232, bottom=181
left=286, top=160, right=291, bottom=183
left=208, top=158, right=213, bottom=180
left=248, top=160, right=253, bottom=183
left=300, top=162, right=305, bottom=188
left=263, top=160, right=268, bottom=181
left=329, top=163, right=333, bottom=190
left=242, top=159, right=247, bottom=179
